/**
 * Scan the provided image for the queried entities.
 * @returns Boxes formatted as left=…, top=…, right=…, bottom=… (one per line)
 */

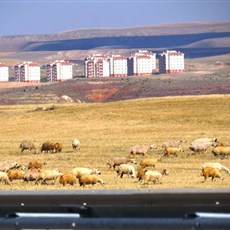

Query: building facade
left=109, top=55, right=128, bottom=77
left=15, top=62, right=40, bottom=82
left=85, top=54, right=110, bottom=78
left=47, top=60, right=73, bottom=82
left=159, top=50, right=184, bottom=74
left=0, top=63, right=9, bottom=81
left=128, top=50, right=156, bottom=76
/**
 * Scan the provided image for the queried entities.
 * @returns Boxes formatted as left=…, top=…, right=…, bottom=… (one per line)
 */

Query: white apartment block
left=47, top=60, right=73, bottom=82
left=109, top=55, right=128, bottom=77
left=0, top=63, right=9, bottom=81
left=128, top=50, right=156, bottom=76
left=85, top=54, right=110, bottom=78
left=15, top=61, right=40, bottom=82
left=159, top=50, right=184, bottom=74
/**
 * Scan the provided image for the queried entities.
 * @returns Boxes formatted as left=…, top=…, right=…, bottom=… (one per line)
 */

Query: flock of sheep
left=0, top=137, right=230, bottom=188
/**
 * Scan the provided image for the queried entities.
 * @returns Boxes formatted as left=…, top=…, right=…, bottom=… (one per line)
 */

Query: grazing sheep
left=59, top=173, right=77, bottom=186
left=54, top=142, right=62, bottom=153
left=201, top=167, right=222, bottom=182
left=0, top=161, right=20, bottom=172
left=137, top=168, right=147, bottom=182
left=129, top=144, right=157, bottom=157
left=201, top=162, right=230, bottom=175
left=162, top=140, right=186, bottom=149
left=140, top=158, right=161, bottom=168
left=35, top=169, right=63, bottom=185
left=191, top=138, right=218, bottom=145
left=0, top=171, right=11, bottom=185
left=107, top=157, right=137, bottom=169
left=7, top=169, right=25, bottom=181
left=19, top=140, right=36, bottom=153
left=71, top=167, right=101, bottom=178
left=143, top=169, right=169, bottom=185
left=189, top=142, right=210, bottom=153
left=212, top=146, right=230, bottom=158
left=115, top=164, right=136, bottom=178
left=72, top=138, right=80, bottom=151
left=79, top=174, right=105, bottom=187
left=40, top=141, right=56, bottom=153
left=23, top=170, right=41, bottom=183
left=28, top=160, right=43, bottom=170
left=164, top=147, right=184, bottom=157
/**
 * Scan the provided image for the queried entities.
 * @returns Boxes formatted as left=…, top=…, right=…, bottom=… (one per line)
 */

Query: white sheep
left=71, top=167, right=101, bottom=178
left=0, top=171, right=11, bottom=185
left=143, top=169, right=169, bottom=184
left=72, top=138, right=80, bottom=151
left=116, top=164, right=136, bottom=178
left=35, top=169, right=63, bottom=185
left=129, top=144, right=157, bottom=157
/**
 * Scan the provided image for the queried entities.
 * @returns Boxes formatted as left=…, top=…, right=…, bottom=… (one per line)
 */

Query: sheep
left=0, top=161, right=20, bottom=172
left=71, top=167, right=101, bottom=178
left=72, top=138, right=80, bottom=151
left=201, top=162, right=230, bottom=175
left=7, top=169, right=25, bottom=182
left=162, top=139, right=186, bottom=149
left=189, top=142, right=210, bottom=153
left=143, top=169, right=169, bottom=185
left=59, top=173, right=77, bottom=186
left=19, top=140, right=36, bottom=153
left=54, top=142, right=62, bottom=153
left=23, top=169, right=41, bottom=183
left=35, top=169, right=63, bottom=185
left=201, top=167, right=223, bottom=182
left=0, top=171, right=11, bottom=185
left=115, top=164, right=136, bottom=178
left=164, top=147, right=184, bottom=157
left=28, top=160, right=43, bottom=170
left=40, top=141, right=55, bottom=153
left=78, top=174, right=105, bottom=187
left=212, top=146, right=230, bottom=158
left=191, top=138, right=218, bottom=145
left=140, top=158, right=161, bottom=168
left=137, top=168, right=147, bottom=182
left=129, top=144, right=157, bottom=157
left=106, top=157, right=137, bottom=169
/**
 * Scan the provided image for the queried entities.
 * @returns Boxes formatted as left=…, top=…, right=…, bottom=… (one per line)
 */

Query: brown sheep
left=136, top=168, right=147, bottom=182
left=140, top=158, right=161, bottom=168
left=201, top=167, right=223, bottom=182
left=54, top=142, right=62, bottom=153
left=129, top=144, right=157, bottom=157
left=7, top=169, right=25, bottom=182
left=212, top=146, right=230, bottom=158
left=28, top=160, right=43, bottom=170
left=107, top=157, right=137, bottom=169
left=72, top=138, right=80, bottom=151
left=0, top=171, right=11, bottom=185
left=164, top=147, right=184, bottom=157
left=201, top=162, right=230, bottom=175
left=59, top=173, right=77, bottom=186
left=23, top=169, right=41, bottom=183
left=78, top=174, right=105, bottom=187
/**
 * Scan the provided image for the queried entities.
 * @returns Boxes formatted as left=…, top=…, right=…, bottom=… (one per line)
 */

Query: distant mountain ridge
left=0, top=22, right=229, bottom=63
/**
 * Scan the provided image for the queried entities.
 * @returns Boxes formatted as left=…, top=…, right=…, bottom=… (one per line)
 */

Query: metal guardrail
left=0, top=188, right=229, bottom=229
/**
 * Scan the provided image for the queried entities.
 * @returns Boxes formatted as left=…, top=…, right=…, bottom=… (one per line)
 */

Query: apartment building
left=85, top=54, right=110, bottom=78
left=159, top=50, right=184, bottom=74
left=47, top=60, right=73, bottom=82
left=109, top=55, right=128, bottom=77
left=128, top=50, right=156, bottom=76
left=0, top=63, right=9, bottom=81
left=15, top=61, right=40, bottom=82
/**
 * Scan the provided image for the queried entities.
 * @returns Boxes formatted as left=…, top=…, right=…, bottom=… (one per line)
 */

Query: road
left=0, top=188, right=229, bottom=229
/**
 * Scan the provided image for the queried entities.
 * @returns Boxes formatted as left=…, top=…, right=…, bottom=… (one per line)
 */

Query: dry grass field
left=0, top=94, right=230, bottom=190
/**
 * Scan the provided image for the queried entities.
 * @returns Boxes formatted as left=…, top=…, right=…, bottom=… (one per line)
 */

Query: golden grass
left=0, top=94, right=230, bottom=190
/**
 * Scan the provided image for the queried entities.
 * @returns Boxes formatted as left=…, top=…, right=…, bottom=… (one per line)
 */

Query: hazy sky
left=0, top=0, right=229, bottom=36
